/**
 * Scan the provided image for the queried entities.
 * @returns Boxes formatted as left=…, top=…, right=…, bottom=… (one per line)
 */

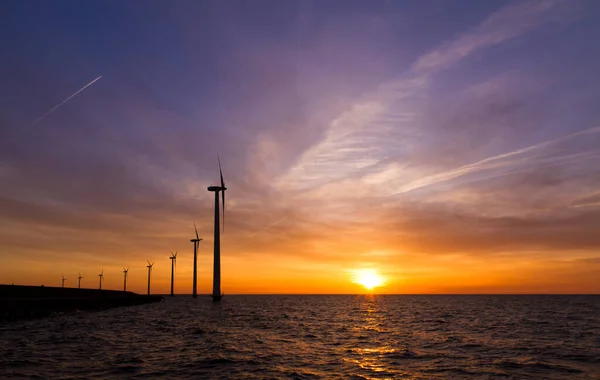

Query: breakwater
left=0, top=285, right=163, bottom=322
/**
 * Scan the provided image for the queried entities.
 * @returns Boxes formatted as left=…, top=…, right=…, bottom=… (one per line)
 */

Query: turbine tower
left=169, top=251, right=177, bottom=297
left=78, top=273, right=83, bottom=289
left=207, top=156, right=227, bottom=302
left=190, top=224, right=202, bottom=298
left=61, top=275, right=67, bottom=288
left=98, top=269, right=104, bottom=290
left=123, top=268, right=129, bottom=292
left=146, top=260, right=154, bottom=295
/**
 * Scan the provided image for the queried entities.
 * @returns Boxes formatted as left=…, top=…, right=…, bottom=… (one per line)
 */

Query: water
left=1, top=295, right=599, bottom=379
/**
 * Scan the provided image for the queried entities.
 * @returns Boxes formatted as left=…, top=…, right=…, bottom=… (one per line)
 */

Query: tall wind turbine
left=123, top=268, right=129, bottom=292
left=78, top=273, right=83, bottom=289
left=190, top=223, right=202, bottom=298
left=169, top=251, right=177, bottom=297
left=98, top=269, right=104, bottom=290
left=61, top=275, right=67, bottom=288
left=207, top=156, right=227, bottom=302
left=146, top=260, right=154, bottom=295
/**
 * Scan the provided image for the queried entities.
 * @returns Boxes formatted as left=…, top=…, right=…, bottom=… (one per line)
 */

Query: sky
left=1, top=0, right=600, bottom=294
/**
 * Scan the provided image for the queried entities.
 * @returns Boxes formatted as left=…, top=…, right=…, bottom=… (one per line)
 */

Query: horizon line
left=2, top=285, right=598, bottom=296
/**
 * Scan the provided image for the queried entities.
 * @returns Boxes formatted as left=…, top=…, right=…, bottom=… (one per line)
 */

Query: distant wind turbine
left=207, top=156, right=227, bottom=302
left=190, top=223, right=202, bottom=298
left=98, top=269, right=104, bottom=290
left=169, top=251, right=177, bottom=297
left=78, top=273, right=83, bottom=289
left=123, top=268, right=129, bottom=292
left=61, top=275, right=67, bottom=288
left=146, top=261, right=154, bottom=295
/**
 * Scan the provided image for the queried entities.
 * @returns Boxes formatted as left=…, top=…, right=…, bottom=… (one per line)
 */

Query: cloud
left=276, top=0, right=577, bottom=196
left=412, top=0, right=571, bottom=73
left=571, top=192, right=600, bottom=208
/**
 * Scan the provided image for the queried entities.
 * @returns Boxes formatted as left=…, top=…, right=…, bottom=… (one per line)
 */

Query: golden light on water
left=352, top=269, right=385, bottom=291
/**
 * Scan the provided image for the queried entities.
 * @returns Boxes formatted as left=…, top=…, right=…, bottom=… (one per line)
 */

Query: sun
left=352, top=269, right=385, bottom=291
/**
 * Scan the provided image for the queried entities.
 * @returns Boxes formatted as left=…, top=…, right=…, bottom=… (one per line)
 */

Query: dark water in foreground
left=1, top=295, right=599, bottom=379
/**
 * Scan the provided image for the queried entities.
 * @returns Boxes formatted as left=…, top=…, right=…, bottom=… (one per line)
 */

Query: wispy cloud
left=412, top=0, right=571, bottom=73
left=277, top=0, right=575, bottom=195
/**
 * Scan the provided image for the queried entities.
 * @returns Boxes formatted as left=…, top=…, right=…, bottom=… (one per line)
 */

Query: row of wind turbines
left=59, top=158, right=228, bottom=302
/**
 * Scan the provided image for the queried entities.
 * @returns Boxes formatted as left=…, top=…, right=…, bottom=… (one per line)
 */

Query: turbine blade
left=194, top=221, right=199, bottom=240
left=218, top=154, right=225, bottom=188
left=218, top=155, right=226, bottom=234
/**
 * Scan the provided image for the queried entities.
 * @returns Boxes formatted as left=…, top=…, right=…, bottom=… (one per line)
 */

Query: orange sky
left=1, top=1, right=600, bottom=294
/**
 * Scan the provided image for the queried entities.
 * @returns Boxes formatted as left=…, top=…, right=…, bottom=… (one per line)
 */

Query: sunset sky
left=1, top=0, right=600, bottom=294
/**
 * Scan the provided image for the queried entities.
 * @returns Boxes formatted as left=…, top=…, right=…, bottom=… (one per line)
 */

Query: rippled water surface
left=1, top=295, right=599, bottom=379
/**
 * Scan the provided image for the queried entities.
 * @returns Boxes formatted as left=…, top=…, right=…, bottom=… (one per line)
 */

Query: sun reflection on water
left=342, top=295, right=411, bottom=379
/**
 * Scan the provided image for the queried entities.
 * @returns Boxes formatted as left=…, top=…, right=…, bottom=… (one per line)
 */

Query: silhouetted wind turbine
left=98, top=269, right=104, bottom=290
left=190, top=223, right=202, bottom=298
left=169, top=251, right=177, bottom=297
left=146, top=260, right=154, bottom=295
left=61, top=275, right=67, bottom=288
left=207, top=156, right=227, bottom=302
left=78, top=273, right=83, bottom=289
left=123, top=268, right=129, bottom=292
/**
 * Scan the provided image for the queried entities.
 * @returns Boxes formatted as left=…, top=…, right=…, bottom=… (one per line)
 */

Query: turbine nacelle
left=207, top=185, right=226, bottom=192
left=191, top=222, right=202, bottom=243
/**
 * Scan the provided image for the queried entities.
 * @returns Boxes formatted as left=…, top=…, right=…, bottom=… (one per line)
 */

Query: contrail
left=31, top=75, right=102, bottom=126
left=386, top=125, right=600, bottom=197
left=249, top=215, right=289, bottom=238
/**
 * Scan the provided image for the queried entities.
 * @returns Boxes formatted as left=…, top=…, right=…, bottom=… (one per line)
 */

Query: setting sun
left=352, top=269, right=385, bottom=290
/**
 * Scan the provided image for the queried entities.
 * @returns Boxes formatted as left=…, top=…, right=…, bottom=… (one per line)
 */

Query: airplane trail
left=31, top=75, right=102, bottom=126
left=386, top=125, right=600, bottom=197
left=250, top=216, right=289, bottom=237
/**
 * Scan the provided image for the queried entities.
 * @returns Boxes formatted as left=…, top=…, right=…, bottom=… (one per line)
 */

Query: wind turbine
left=61, top=275, right=67, bottom=288
left=78, top=273, right=83, bottom=289
left=169, top=251, right=177, bottom=297
left=190, top=224, right=202, bottom=298
left=146, top=260, right=154, bottom=295
left=123, top=268, right=129, bottom=292
left=98, top=269, right=104, bottom=290
left=207, top=156, right=227, bottom=302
